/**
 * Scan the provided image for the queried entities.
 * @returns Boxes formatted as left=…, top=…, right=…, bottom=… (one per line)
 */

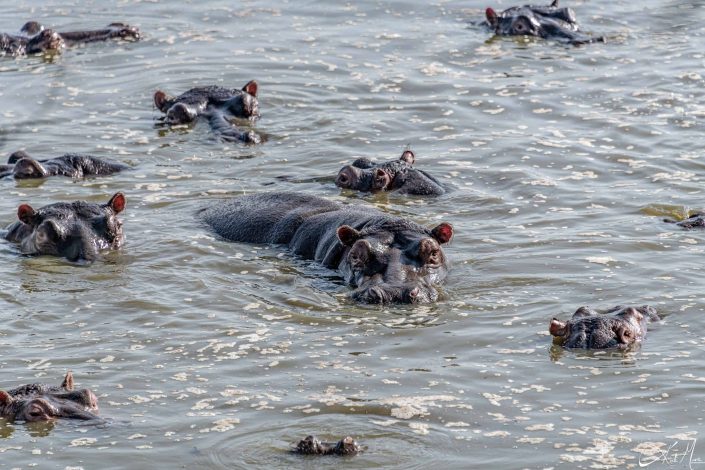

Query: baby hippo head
left=26, top=29, right=65, bottom=54
left=335, top=150, right=415, bottom=192
left=228, top=80, right=259, bottom=120
left=549, top=305, right=658, bottom=349
left=337, top=219, right=453, bottom=304
left=485, top=1, right=579, bottom=39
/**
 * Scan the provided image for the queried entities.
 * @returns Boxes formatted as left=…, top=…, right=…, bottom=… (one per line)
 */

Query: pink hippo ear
left=431, top=222, right=453, bottom=244
left=400, top=150, right=415, bottom=165
left=61, top=371, right=74, bottom=391
left=337, top=225, right=361, bottom=246
left=108, top=192, right=126, bottom=214
left=549, top=318, right=568, bottom=337
left=242, top=80, right=258, bottom=97
left=17, top=204, right=36, bottom=225
left=486, top=8, right=499, bottom=27
left=0, top=390, right=13, bottom=406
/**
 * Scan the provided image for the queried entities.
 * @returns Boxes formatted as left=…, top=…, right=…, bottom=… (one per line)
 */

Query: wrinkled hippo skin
left=154, top=81, right=261, bottom=144
left=0, top=372, right=99, bottom=423
left=550, top=305, right=659, bottom=349
left=0, top=151, right=129, bottom=179
left=485, top=0, right=603, bottom=45
left=2, top=192, right=126, bottom=262
left=665, top=213, right=705, bottom=230
left=336, top=150, right=445, bottom=196
left=294, top=435, right=361, bottom=456
left=1, top=21, right=139, bottom=56
left=200, top=192, right=453, bottom=304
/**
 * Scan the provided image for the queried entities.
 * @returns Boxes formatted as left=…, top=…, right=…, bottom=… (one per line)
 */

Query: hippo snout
left=335, top=166, right=358, bottom=189
left=352, top=284, right=438, bottom=304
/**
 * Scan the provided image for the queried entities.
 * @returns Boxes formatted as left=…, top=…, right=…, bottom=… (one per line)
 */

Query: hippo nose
left=408, top=287, right=420, bottom=303
left=336, top=171, right=350, bottom=188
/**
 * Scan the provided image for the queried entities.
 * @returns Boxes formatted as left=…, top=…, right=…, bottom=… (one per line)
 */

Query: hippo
left=153, top=81, right=261, bottom=144
left=335, top=150, right=445, bottom=196
left=485, top=0, right=604, bottom=45
left=293, top=436, right=361, bottom=456
left=0, top=151, right=129, bottom=180
left=2, top=192, right=126, bottom=262
left=0, top=372, right=99, bottom=423
left=0, top=21, right=139, bottom=56
left=200, top=192, right=453, bottom=304
left=665, top=213, right=705, bottom=230
left=549, top=305, right=659, bottom=350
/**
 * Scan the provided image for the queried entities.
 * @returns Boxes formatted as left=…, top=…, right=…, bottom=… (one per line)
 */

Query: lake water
left=1, top=0, right=705, bottom=468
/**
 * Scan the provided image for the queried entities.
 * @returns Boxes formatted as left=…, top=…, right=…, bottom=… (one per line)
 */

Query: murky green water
left=1, top=0, right=705, bottom=468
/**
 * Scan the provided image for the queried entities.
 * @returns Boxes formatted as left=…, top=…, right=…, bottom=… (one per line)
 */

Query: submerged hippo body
left=0, top=151, right=129, bottom=179
left=2, top=192, right=126, bottom=262
left=294, top=436, right=361, bottom=456
left=0, top=372, right=99, bottom=423
left=485, top=0, right=603, bottom=45
left=200, top=192, right=454, bottom=304
left=336, top=150, right=445, bottom=196
left=666, top=213, right=705, bottom=230
left=550, top=305, right=658, bottom=350
left=0, top=21, right=139, bottom=56
left=154, top=81, right=261, bottom=144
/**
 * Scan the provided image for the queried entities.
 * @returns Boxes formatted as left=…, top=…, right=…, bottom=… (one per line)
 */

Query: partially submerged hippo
left=2, top=192, right=126, bottom=262
left=665, top=213, right=705, bottom=230
left=0, top=151, right=129, bottom=180
left=200, top=192, right=453, bottom=304
left=293, top=435, right=361, bottom=456
left=154, top=81, right=261, bottom=144
left=336, top=150, right=445, bottom=196
left=485, top=1, right=603, bottom=45
left=0, top=372, right=99, bottom=423
left=0, top=21, right=139, bottom=56
left=550, top=305, right=659, bottom=349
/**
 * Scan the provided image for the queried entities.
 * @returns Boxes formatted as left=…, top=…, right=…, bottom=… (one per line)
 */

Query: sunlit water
left=1, top=0, right=704, bottom=468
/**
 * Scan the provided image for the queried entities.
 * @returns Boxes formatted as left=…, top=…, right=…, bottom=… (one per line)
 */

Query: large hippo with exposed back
left=199, top=192, right=453, bottom=304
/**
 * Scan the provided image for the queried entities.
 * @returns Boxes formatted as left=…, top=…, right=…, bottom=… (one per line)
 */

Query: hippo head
left=549, top=305, right=658, bottom=349
left=25, top=29, right=65, bottom=54
left=336, top=150, right=415, bottom=192
left=337, top=219, right=453, bottom=304
left=0, top=372, right=99, bottom=423
left=12, top=158, right=49, bottom=179
left=295, top=435, right=361, bottom=456
left=11, top=192, right=126, bottom=262
left=226, top=80, right=260, bottom=120
left=485, top=1, right=590, bottom=43
left=106, top=22, right=141, bottom=41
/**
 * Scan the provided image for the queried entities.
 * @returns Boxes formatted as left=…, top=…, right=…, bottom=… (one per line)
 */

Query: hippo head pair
left=0, top=372, right=99, bottom=423
left=550, top=305, right=658, bottom=350
left=3, top=193, right=126, bottom=262
left=337, top=218, right=453, bottom=304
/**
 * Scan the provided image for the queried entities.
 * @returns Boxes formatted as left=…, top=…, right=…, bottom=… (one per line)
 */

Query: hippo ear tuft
left=431, top=222, right=453, bottom=244
left=61, top=371, right=74, bottom=391
left=549, top=318, right=567, bottom=337
left=108, top=192, right=126, bottom=214
left=337, top=225, right=361, bottom=246
left=0, top=391, right=12, bottom=405
left=486, top=8, right=499, bottom=27
left=17, top=204, right=36, bottom=225
left=242, top=80, right=258, bottom=97
left=400, top=150, right=415, bottom=165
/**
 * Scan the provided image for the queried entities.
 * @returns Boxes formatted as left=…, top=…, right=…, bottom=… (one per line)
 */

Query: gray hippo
left=294, top=435, right=361, bottom=456
left=0, top=372, right=99, bottom=422
left=550, top=305, right=659, bottom=349
left=335, top=150, right=445, bottom=196
left=1, top=21, right=139, bottom=56
left=200, top=192, right=453, bottom=304
left=0, top=151, right=129, bottom=179
left=665, top=213, right=705, bottom=230
left=153, top=81, right=261, bottom=144
left=485, top=1, right=603, bottom=45
left=2, top=192, right=126, bottom=262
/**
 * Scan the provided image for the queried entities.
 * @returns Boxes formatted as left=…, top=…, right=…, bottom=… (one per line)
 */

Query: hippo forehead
left=35, top=202, right=109, bottom=221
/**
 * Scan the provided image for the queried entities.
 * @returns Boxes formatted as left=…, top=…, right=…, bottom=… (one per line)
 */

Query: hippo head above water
left=0, top=372, right=99, bottom=423
left=549, top=305, right=658, bottom=350
left=336, top=150, right=445, bottom=196
left=2, top=192, right=126, bottom=262
left=485, top=0, right=602, bottom=45
left=294, top=435, right=361, bottom=456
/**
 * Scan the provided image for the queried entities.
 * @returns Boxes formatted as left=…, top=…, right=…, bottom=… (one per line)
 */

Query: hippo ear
left=0, top=391, right=13, bottom=406
left=431, top=222, right=453, bottom=244
left=337, top=225, right=361, bottom=246
left=61, top=371, right=74, bottom=391
left=551, top=0, right=559, bottom=7
left=622, top=307, right=644, bottom=322
left=8, top=150, right=30, bottom=164
left=242, top=80, right=258, bottom=97
left=17, top=204, right=37, bottom=225
left=400, top=150, right=415, bottom=165
left=486, top=8, right=499, bottom=27
left=107, top=192, right=126, bottom=214
left=549, top=318, right=568, bottom=337
left=153, top=90, right=171, bottom=112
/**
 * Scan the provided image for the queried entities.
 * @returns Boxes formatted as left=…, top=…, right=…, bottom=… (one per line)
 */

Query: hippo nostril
left=408, top=287, right=420, bottom=302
